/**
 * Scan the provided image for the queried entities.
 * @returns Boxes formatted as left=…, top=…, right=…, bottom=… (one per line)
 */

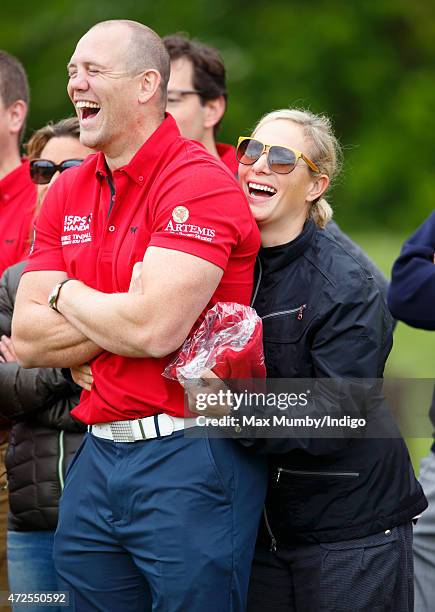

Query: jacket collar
left=259, top=219, right=316, bottom=273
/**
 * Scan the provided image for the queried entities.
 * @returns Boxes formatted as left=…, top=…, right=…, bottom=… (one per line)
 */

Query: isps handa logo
left=61, top=213, right=93, bottom=246
left=165, top=206, right=216, bottom=243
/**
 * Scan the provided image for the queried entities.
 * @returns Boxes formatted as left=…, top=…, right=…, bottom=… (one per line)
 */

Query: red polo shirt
left=0, top=160, right=36, bottom=276
left=26, top=115, right=260, bottom=424
left=217, top=142, right=238, bottom=175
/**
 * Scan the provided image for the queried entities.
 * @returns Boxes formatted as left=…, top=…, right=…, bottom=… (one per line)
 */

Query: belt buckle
left=110, top=420, right=135, bottom=443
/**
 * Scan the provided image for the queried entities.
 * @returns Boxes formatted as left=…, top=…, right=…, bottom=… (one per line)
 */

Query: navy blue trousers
left=54, top=431, right=267, bottom=611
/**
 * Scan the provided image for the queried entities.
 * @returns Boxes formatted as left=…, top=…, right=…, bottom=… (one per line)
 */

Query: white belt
left=90, top=414, right=197, bottom=443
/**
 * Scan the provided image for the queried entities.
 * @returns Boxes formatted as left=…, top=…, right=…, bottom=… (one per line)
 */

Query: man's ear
left=138, top=69, right=162, bottom=104
left=7, top=100, right=27, bottom=137
left=306, top=174, right=330, bottom=203
left=203, top=95, right=226, bottom=130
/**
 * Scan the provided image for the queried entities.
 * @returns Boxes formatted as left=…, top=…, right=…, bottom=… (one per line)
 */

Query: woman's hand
left=0, top=335, right=18, bottom=363
left=183, top=369, right=232, bottom=417
left=71, top=362, right=93, bottom=391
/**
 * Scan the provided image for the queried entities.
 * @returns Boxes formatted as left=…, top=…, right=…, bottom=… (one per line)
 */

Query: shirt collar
left=216, top=142, right=238, bottom=174
left=95, top=114, right=181, bottom=184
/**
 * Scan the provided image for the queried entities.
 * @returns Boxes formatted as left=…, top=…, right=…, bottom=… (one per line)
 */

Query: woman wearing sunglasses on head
left=224, top=109, right=425, bottom=611
left=0, top=118, right=91, bottom=610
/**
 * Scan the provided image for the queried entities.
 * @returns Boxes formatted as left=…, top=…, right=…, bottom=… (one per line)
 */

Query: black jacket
left=244, top=220, right=426, bottom=546
left=327, top=220, right=389, bottom=301
left=0, top=261, right=85, bottom=531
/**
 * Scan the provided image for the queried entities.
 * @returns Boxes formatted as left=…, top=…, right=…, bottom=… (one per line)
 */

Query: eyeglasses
left=29, top=159, right=84, bottom=184
left=236, top=137, right=320, bottom=174
left=167, top=89, right=203, bottom=104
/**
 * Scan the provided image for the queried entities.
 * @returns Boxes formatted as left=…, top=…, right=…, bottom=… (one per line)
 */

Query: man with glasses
left=0, top=50, right=35, bottom=595
left=164, top=34, right=238, bottom=173
left=12, top=20, right=266, bottom=611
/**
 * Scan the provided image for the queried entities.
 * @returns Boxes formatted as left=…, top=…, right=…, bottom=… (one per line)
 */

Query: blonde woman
left=234, top=109, right=424, bottom=611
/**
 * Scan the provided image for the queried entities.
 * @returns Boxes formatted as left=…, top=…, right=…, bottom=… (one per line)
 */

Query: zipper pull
left=270, top=537, right=277, bottom=553
left=263, top=506, right=278, bottom=553
left=297, top=304, right=307, bottom=320
left=276, top=468, right=282, bottom=483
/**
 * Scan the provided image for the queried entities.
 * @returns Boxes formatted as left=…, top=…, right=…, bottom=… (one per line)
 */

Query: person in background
left=0, top=51, right=36, bottom=276
left=0, top=50, right=36, bottom=594
left=163, top=33, right=238, bottom=173
left=388, top=211, right=435, bottom=612
left=163, top=34, right=390, bottom=300
left=0, top=117, right=90, bottom=609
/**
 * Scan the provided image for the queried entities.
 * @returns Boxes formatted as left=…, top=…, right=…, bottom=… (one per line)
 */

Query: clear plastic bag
left=163, top=301, right=266, bottom=383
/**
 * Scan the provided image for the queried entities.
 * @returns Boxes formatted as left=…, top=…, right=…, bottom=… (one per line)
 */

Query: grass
left=348, top=230, right=434, bottom=474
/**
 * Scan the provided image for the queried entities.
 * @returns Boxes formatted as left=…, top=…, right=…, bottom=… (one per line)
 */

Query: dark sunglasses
left=236, top=137, right=320, bottom=174
left=29, top=158, right=84, bottom=184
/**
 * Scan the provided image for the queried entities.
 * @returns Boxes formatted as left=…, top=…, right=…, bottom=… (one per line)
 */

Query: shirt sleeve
left=24, top=176, right=67, bottom=274
left=147, top=159, right=248, bottom=271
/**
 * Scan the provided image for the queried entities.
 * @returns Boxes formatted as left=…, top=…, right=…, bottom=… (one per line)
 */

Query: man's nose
left=68, top=71, right=89, bottom=92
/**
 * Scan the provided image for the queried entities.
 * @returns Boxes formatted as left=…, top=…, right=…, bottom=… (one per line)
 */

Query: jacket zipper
left=58, top=431, right=65, bottom=491
left=263, top=506, right=277, bottom=552
left=262, top=304, right=307, bottom=321
left=276, top=467, right=360, bottom=482
left=250, top=257, right=262, bottom=307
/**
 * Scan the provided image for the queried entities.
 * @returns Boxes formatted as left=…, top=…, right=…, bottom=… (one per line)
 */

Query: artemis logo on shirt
left=62, top=213, right=93, bottom=246
left=164, top=219, right=216, bottom=243
left=172, top=206, right=189, bottom=224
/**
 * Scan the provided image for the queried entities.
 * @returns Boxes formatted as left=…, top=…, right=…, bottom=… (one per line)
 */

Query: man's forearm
left=12, top=301, right=102, bottom=368
left=56, top=280, right=164, bottom=358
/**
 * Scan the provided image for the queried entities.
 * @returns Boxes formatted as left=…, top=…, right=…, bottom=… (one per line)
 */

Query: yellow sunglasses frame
left=237, top=137, right=320, bottom=174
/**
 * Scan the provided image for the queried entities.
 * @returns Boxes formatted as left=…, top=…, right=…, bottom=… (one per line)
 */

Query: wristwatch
left=48, top=279, right=74, bottom=313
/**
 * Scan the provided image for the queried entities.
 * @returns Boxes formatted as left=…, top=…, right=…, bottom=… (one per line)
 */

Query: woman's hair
left=25, top=117, right=80, bottom=160
left=253, top=109, right=342, bottom=228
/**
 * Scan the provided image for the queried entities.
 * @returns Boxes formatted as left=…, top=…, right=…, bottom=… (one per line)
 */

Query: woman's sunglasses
left=236, top=137, right=320, bottom=175
left=29, top=158, right=84, bottom=184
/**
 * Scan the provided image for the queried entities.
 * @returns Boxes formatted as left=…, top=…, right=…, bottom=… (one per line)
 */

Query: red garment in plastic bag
left=163, top=302, right=266, bottom=382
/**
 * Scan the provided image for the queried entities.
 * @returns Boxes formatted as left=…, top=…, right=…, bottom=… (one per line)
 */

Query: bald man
left=12, top=20, right=266, bottom=611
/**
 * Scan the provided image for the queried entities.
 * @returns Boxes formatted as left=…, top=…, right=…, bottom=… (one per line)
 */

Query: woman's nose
left=252, top=152, right=270, bottom=174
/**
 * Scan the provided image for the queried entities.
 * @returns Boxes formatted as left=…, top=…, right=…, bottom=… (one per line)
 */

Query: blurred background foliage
left=3, top=0, right=433, bottom=462
left=4, top=0, right=435, bottom=231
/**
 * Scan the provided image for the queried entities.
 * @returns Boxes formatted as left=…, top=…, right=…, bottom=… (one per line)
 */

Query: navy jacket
left=388, top=211, right=435, bottom=330
left=388, top=211, right=435, bottom=434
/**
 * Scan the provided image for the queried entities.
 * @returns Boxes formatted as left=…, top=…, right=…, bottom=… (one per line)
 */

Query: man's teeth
left=248, top=182, right=277, bottom=195
left=76, top=101, right=100, bottom=109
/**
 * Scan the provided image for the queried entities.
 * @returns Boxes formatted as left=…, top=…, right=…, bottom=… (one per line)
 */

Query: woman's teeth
left=248, top=182, right=277, bottom=197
